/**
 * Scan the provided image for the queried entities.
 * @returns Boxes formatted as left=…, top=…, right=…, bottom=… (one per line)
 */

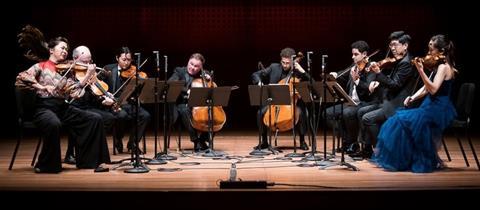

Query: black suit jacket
left=375, top=53, right=418, bottom=117
left=102, top=63, right=123, bottom=96
left=335, top=66, right=379, bottom=104
left=251, top=63, right=311, bottom=85
left=168, top=66, right=211, bottom=104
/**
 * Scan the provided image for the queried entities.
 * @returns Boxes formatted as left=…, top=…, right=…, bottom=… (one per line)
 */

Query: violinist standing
left=251, top=47, right=311, bottom=150
left=168, top=53, right=211, bottom=152
left=374, top=34, right=457, bottom=173
left=64, top=46, right=115, bottom=163
left=355, top=31, right=418, bottom=159
left=103, top=47, right=151, bottom=153
left=15, top=26, right=110, bottom=173
left=326, top=41, right=380, bottom=155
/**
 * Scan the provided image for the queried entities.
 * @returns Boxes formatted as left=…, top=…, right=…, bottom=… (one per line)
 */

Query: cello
left=262, top=53, right=304, bottom=132
left=190, top=70, right=227, bottom=132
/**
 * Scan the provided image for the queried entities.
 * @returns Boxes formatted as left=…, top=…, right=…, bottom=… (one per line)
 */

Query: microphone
left=307, top=51, right=313, bottom=71
left=321, top=55, right=328, bottom=71
left=164, top=55, right=168, bottom=74
left=134, top=53, right=141, bottom=69
left=153, top=51, right=159, bottom=68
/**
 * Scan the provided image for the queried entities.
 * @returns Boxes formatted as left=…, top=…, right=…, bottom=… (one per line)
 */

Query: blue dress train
left=373, top=79, right=457, bottom=173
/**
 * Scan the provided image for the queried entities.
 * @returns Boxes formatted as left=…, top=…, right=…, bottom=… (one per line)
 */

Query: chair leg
left=177, top=123, right=182, bottom=150
left=465, top=127, right=480, bottom=170
left=441, top=136, right=452, bottom=161
left=455, top=129, right=470, bottom=167
left=9, top=130, right=23, bottom=170
left=31, top=137, right=42, bottom=166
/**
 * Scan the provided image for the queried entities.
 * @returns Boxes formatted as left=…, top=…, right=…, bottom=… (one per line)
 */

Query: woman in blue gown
left=374, top=34, right=457, bottom=173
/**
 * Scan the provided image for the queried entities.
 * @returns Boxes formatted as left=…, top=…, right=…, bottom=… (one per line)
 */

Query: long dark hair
left=17, top=25, right=68, bottom=61
left=431, top=34, right=455, bottom=68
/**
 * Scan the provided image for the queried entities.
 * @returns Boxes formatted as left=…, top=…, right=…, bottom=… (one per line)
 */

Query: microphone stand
left=148, top=51, right=168, bottom=164
left=124, top=52, right=150, bottom=173
left=303, top=51, right=323, bottom=162
left=285, top=54, right=304, bottom=158
left=322, top=55, right=329, bottom=161
left=154, top=55, right=177, bottom=161
left=250, top=62, right=270, bottom=156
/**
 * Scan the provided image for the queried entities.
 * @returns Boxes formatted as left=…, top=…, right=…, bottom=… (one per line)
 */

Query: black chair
left=442, top=83, right=479, bottom=170
left=9, top=87, right=42, bottom=170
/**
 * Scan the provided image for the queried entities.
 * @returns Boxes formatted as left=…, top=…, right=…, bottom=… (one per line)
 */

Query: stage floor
left=1, top=131, right=480, bottom=192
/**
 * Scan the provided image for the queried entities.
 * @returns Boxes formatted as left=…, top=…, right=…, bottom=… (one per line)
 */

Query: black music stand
left=140, top=79, right=184, bottom=163
left=188, top=86, right=233, bottom=157
left=111, top=77, right=151, bottom=173
left=248, top=84, right=291, bottom=155
left=295, top=81, right=323, bottom=161
left=316, top=81, right=359, bottom=171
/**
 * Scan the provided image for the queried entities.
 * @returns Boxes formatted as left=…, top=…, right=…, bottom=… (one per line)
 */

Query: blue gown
left=373, top=78, right=457, bottom=173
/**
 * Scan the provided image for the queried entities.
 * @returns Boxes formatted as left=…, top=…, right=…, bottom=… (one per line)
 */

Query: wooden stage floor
left=1, top=131, right=479, bottom=209
left=2, top=131, right=479, bottom=191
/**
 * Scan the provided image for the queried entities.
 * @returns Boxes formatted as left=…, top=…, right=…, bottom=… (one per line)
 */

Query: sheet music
left=326, top=81, right=359, bottom=106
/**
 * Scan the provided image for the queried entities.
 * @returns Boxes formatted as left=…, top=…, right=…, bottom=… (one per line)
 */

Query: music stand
left=295, top=81, right=323, bottom=161
left=188, top=86, right=233, bottom=157
left=111, top=77, right=151, bottom=173
left=248, top=84, right=291, bottom=155
left=316, top=81, right=359, bottom=171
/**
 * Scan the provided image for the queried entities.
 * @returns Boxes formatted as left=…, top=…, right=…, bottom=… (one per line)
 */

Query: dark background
left=3, top=0, right=476, bottom=137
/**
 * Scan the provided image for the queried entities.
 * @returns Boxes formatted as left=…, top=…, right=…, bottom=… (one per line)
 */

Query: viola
left=190, top=71, right=227, bottom=132
left=120, top=65, right=147, bottom=79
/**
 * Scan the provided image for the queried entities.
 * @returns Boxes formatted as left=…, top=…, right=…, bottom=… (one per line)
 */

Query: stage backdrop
left=4, top=0, right=475, bottom=137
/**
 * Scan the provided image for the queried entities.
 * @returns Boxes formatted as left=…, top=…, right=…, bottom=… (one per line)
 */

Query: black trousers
left=34, top=98, right=110, bottom=172
left=257, top=101, right=308, bottom=145
left=113, top=103, right=151, bottom=148
left=361, top=103, right=387, bottom=146
left=65, top=108, right=116, bottom=158
left=325, top=104, right=360, bottom=145
left=170, top=103, right=209, bottom=143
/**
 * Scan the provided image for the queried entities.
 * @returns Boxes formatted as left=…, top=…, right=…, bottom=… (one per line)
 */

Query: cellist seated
left=168, top=53, right=218, bottom=153
left=251, top=47, right=311, bottom=150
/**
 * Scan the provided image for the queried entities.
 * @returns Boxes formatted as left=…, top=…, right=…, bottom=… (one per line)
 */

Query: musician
left=103, top=47, right=151, bottom=153
left=64, top=46, right=116, bottom=163
left=356, top=31, right=418, bottom=159
left=326, top=41, right=380, bottom=154
left=251, top=47, right=311, bottom=150
left=15, top=26, right=110, bottom=173
left=168, top=53, right=211, bottom=152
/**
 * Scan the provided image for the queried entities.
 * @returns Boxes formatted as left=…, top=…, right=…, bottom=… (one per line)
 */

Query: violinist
left=103, top=47, right=151, bottom=153
left=325, top=41, right=380, bottom=155
left=15, top=25, right=110, bottom=173
left=374, top=34, right=457, bottom=173
left=64, top=46, right=116, bottom=163
left=355, top=31, right=418, bottom=159
left=168, top=53, right=211, bottom=152
left=251, top=47, right=311, bottom=150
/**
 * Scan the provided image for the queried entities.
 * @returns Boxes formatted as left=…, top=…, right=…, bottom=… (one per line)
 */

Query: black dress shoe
left=94, top=166, right=109, bottom=173
left=253, top=142, right=269, bottom=150
left=345, top=143, right=360, bottom=155
left=349, top=148, right=373, bottom=159
left=299, top=141, right=309, bottom=150
left=63, top=155, right=76, bottom=165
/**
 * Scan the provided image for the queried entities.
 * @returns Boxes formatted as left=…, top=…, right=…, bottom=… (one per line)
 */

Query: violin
left=262, top=52, right=303, bottom=132
left=411, top=53, right=446, bottom=70
left=190, top=71, right=227, bottom=132
left=120, top=65, right=147, bottom=79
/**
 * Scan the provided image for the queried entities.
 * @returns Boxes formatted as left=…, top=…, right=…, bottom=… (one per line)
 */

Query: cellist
left=251, top=47, right=311, bottom=150
left=168, top=53, right=212, bottom=152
